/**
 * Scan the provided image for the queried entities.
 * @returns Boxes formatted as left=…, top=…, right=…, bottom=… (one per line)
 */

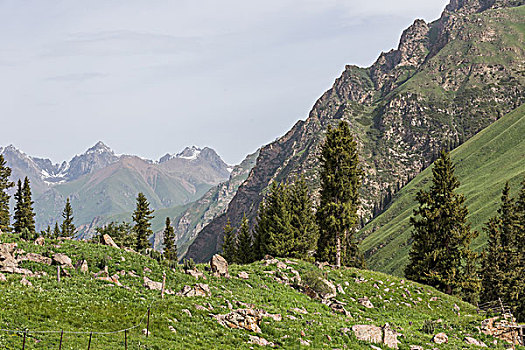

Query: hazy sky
left=0, top=0, right=449, bottom=165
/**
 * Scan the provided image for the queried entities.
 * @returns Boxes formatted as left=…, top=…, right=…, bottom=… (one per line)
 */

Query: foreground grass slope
left=0, top=233, right=519, bottom=349
left=360, top=104, right=525, bottom=276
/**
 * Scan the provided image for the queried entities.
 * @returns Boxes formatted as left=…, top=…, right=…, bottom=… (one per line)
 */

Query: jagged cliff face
left=186, top=1, right=525, bottom=263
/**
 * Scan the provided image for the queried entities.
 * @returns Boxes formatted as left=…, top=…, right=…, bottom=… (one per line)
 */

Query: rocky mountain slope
left=151, top=150, right=260, bottom=258
left=186, top=0, right=525, bottom=263
left=360, top=104, right=525, bottom=276
left=1, top=232, right=520, bottom=349
left=1, top=143, right=231, bottom=234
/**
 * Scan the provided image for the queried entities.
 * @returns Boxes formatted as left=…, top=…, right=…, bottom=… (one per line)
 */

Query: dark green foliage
left=41, top=225, right=52, bottom=238
left=60, top=198, right=76, bottom=237
left=221, top=219, right=237, bottom=263
left=53, top=222, right=61, bottom=238
left=254, top=178, right=319, bottom=261
left=0, top=155, right=14, bottom=232
left=405, top=151, right=480, bottom=301
left=132, top=192, right=154, bottom=252
left=302, top=269, right=331, bottom=296
left=236, top=215, right=253, bottom=264
left=182, top=257, right=196, bottom=271
left=95, top=221, right=135, bottom=248
left=481, top=181, right=525, bottom=321
left=255, top=182, right=293, bottom=258
left=288, top=176, right=319, bottom=260
left=13, top=177, right=36, bottom=237
left=163, top=217, right=177, bottom=263
left=316, top=121, right=364, bottom=268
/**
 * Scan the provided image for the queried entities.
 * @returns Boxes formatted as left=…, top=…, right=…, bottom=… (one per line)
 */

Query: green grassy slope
left=360, top=104, right=525, bottom=276
left=1, top=232, right=518, bottom=349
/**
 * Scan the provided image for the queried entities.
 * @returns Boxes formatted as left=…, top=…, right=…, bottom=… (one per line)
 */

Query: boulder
left=19, top=253, right=52, bottom=265
left=213, top=308, right=265, bottom=333
left=75, top=259, right=89, bottom=273
left=34, top=236, right=45, bottom=246
left=464, top=336, right=487, bottom=347
left=358, top=296, right=375, bottom=309
left=210, top=254, right=229, bottom=277
left=352, top=325, right=383, bottom=344
left=0, top=266, right=33, bottom=275
left=102, top=234, right=119, bottom=249
left=432, top=332, right=448, bottom=344
left=383, top=323, right=400, bottom=349
left=249, top=335, right=275, bottom=347
left=238, top=271, right=249, bottom=279
left=143, top=276, right=163, bottom=291
left=53, top=253, right=73, bottom=267
left=481, top=317, right=520, bottom=345
left=177, top=283, right=211, bottom=297
left=185, top=268, right=206, bottom=279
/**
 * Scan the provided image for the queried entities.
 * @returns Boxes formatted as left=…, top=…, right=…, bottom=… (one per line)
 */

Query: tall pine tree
left=288, top=176, right=319, bottom=260
left=21, top=177, right=36, bottom=235
left=221, top=219, right=237, bottom=263
left=405, top=150, right=479, bottom=300
left=0, top=155, right=14, bottom=232
left=316, top=121, right=363, bottom=268
left=53, top=222, right=61, bottom=238
left=481, top=181, right=524, bottom=321
left=60, top=198, right=76, bottom=237
left=132, top=192, right=154, bottom=252
left=163, top=217, right=177, bottom=263
left=13, top=177, right=36, bottom=237
left=236, top=215, right=254, bottom=264
left=13, top=180, right=23, bottom=234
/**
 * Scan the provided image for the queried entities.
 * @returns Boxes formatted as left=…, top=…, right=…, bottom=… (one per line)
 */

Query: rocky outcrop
left=481, top=317, right=521, bottom=345
left=186, top=0, right=525, bottom=263
left=102, top=234, right=119, bottom=249
left=176, top=284, right=211, bottom=297
left=210, top=254, right=229, bottom=278
left=352, top=324, right=401, bottom=349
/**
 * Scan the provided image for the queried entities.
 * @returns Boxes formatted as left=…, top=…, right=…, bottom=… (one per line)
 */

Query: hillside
left=360, top=104, right=525, bottom=276
left=0, top=232, right=520, bottom=349
left=186, top=1, right=525, bottom=263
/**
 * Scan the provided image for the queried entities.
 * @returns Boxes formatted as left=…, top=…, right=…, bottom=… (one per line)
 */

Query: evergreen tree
left=221, top=218, right=237, bottom=263
left=13, top=180, right=23, bottom=234
left=53, top=222, right=61, bottom=238
left=288, top=176, right=319, bottom=259
left=41, top=225, right=51, bottom=238
left=316, top=121, right=363, bottom=268
left=236, top=215, right=253, bottom=264
left=132, top=193, right=154, bottom=252
left=60, top=198, right=76, bottom=237
left=481, top=181, right=524, bottom=321
left=163, top=217, right=177, bottom=263
left=255, top=182, right=293, bottom=258
left=514, top=180, right=525, bottom=321
left=405, top=150, right=479, bottom=300
left=0, top=155, right=14, bottom=232
left=21, top=177, right=36, bottom=235
left=96, top=222, right=135, bottom=248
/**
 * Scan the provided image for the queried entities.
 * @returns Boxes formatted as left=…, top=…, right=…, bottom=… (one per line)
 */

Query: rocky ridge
left=186, top=0, right=525, bottom=263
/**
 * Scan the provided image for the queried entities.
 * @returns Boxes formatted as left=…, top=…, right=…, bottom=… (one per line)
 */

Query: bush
left=302, top=269, right=332, bottom=296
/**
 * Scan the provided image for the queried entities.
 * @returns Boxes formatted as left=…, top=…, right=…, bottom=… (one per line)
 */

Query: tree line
left=222, top=120, right=365, bottom=268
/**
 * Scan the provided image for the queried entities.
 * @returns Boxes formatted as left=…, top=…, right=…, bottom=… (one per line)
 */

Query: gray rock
left=210, top=254, right=229, bottom=277
left=359, top=296, right=375, bottom=309
left=464, top=336, right=487, bottom=347
left=0, top=273, right=6, bottom=281
left=34, top=236, right=45, bottom=246
left=53, top=253, right=73, bottom=267
left=19, top=253, right=52, bottom=265
left=383, top=323, right=400, bottom=349
left=238, top=271, right=249, bottom=279
left=249, top=335, right=275, bottom=347
left=352, top=325, right=383, bottom=344
left=432, top=332, right=448, bottom=344
left=177, top=283, right=211, bottom=297
left=102, top=234, right=119, bottom=249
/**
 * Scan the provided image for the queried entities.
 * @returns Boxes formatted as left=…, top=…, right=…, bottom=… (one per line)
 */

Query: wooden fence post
left=87, top=332, right=92, bottom=350
left=59, top=330, right=63, bottom=350
left=22, top=330, right=27, bottom=350
left=146, top=308, right=150, bottom=338
left=124, top=329, right=128, bottom=350
left=57, top=266, right=61, bottom=283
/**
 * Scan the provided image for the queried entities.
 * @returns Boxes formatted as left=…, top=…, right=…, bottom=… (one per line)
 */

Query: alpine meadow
left=0, top=0, right=524, bottom=349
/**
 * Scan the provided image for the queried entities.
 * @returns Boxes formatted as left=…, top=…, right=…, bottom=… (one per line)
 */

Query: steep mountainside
left=1, top=143, right=230, bottom=234
left=152, top=150, right=259, bottom=258
left=186, top=1, right=525, bottom=262
left=360, top=104, right=525, bottom=276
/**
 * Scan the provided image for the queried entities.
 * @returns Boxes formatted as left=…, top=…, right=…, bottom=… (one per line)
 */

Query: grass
left=360, top=104, right=525, bottom=276
left=0, top=233, right=521, bottom=349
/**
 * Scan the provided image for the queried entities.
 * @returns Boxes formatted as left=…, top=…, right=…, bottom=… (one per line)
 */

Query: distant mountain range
left=1, top=142, right=232, bottom=236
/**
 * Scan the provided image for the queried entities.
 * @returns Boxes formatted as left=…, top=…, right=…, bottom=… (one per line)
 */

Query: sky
left=0, top=0, right=449, bottom=165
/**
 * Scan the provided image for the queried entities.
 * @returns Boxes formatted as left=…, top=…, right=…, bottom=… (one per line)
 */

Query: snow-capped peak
left=85, top=141, right=114, bottom=155
left=176, top=146, right=202, bottom=160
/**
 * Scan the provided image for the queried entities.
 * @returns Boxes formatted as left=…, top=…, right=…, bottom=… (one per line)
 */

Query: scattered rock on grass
left=102, top=234, right=119, bottom=249
left=432, top=332, right=448, bottom=344
left=177, top=283, right=211, bottom=297
left=238, top=271, right=249, bottom=279
left=0, top=273, right=6, bottom=281
left=53, top=253, right=73, bottom=267
left=358, top=297, right=374, bottom=309
left=464, top=336, right=487, bottom=347
left=249, top=335, right=275, bottom=347
left=210, top=254, right=229, bottom=278
left=20, top=276, right=32, bottom=287
left=34, top=236, right=45, bottom=246
left=352, top=325, right=383, bottom=344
